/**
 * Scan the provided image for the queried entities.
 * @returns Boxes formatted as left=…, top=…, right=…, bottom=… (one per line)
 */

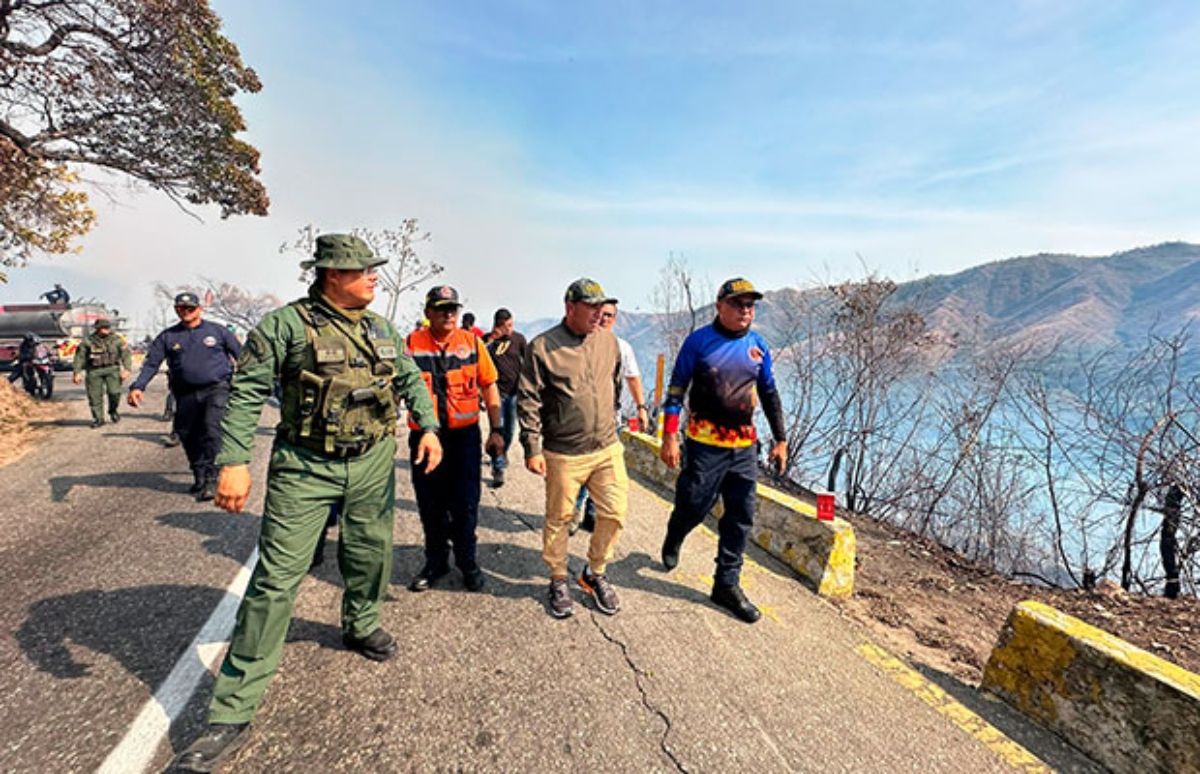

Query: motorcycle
left=18, top=350, right=55, bottom=399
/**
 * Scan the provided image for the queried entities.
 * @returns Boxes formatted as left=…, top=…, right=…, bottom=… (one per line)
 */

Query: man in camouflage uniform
left=71, top=318, right=131, bottom=428
left=175, top=234, right=444, bottom=772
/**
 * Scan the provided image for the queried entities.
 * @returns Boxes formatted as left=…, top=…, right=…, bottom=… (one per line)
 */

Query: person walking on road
left=572, top=297, right=649, bottom=533
left=405, top=285, right=504, bottom=593
left=127, top=292, right=241, bottom=501
left=518, top=278, right=628, bottom=619
left=658, top=278, right=788, bottom=624
left=72, top=319, right=130, bottom=428
left=173, top=234, right=443, bottom=772
left=484, top=307, right=527, bottom=488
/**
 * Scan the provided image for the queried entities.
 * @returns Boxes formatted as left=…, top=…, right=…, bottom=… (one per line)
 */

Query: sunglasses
left=175, top=305, right=198, bottom=312
left=599, top=312, right=616, bottom=320
left=725, top=299, right=756, bottom=311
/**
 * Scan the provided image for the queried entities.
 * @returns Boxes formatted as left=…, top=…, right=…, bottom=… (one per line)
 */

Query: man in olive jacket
left=518, top=278, right=627, bottom=619
left=72, top=318, right=131, bottom=427
left=174, top=234, right=444, bottom=772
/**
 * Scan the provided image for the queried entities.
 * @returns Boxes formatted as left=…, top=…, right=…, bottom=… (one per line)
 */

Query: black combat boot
left=197, top=473, right=217, bottom=502
left=174, top=722, right=251, bottom=772
left=342, top=627, right=398, bottom=662
left=661, top=532, right=684, bottom=570
left=710, top=582, right=762, bottom=623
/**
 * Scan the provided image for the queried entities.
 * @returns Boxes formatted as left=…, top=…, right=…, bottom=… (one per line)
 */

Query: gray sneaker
left=548, top=577, right=574, bottom=618
left=578, top=567, right=620, bottom=615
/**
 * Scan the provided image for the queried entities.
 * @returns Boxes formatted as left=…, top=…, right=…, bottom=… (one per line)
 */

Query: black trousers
left=176, top=382, right=231, bottom=481
left=409, top=424, right=482, bottom=572
left=665, top=439, right=758, bottom=586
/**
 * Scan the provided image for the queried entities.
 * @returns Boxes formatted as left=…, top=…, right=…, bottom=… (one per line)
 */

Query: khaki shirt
left=517, top=321, right=621, bottom=458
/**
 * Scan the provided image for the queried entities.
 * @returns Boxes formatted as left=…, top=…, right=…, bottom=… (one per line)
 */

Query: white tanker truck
left=0, top=302, right=122, bottom=371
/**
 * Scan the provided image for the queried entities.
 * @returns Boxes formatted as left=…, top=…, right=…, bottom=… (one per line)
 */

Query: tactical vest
left=281, top=301, right=399, bottom=456
left=405, top=328, right=483, bottom=431
left=86, top=336, right=121, bottom=368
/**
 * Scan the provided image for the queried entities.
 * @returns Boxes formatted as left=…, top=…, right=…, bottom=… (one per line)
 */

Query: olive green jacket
left=72, top=333, right=132, bottom=373
left=517, top=321, right=621, bottom=458
left=216, top=298, right=437, bottom=467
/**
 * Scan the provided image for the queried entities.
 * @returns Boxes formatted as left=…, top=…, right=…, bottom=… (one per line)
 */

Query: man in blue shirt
left=129, top=292, right=241, bottom=501
left=659, top=278, right=788, bottom=623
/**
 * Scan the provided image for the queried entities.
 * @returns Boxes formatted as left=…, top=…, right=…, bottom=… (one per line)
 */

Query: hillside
left=554, top=242, right=1200, bottom=379
left=890, top=241, right=1200, bottom=358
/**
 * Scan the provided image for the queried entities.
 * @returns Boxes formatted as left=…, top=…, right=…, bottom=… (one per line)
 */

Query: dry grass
left=0, top=381, right=67, bottom=467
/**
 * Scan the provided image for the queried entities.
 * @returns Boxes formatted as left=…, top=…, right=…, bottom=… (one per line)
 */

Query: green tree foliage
left=0, top=0, right=269, bottom=274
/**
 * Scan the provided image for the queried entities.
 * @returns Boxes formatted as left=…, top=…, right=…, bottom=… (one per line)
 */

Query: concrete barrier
left=621, top=430, right=855, bottom=598
left=982, top=599, right=1200, bottom=774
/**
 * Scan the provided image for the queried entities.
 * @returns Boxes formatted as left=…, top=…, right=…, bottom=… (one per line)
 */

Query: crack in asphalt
left=490, top=492, right=687, bottom=771
left=587, top=614, right=688, bottom=774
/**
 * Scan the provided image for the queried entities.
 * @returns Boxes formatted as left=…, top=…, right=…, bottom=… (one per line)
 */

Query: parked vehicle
left=17, top=347, right=55, bottom=399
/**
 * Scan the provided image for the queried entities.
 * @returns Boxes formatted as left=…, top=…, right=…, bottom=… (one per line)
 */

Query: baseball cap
left=424, top=285, right=462, bottom=309
left=174, top=292, right=201, bottom=307
left=564, top=278, right=616, bottom=305
left=717, top=278, right=763, bottom=302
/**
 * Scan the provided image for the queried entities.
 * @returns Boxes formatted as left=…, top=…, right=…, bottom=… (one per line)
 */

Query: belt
left=288, top=432, right=380, bottom=459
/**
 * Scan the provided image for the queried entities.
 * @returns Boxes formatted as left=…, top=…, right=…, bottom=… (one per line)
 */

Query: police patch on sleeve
left=237, top=330, right=270, bottom=369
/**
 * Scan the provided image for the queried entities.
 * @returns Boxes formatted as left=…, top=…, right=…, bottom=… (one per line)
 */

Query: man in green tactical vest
left=174, top=234, right=444, bottom=772
left=71, top=318, right=131, bottom=428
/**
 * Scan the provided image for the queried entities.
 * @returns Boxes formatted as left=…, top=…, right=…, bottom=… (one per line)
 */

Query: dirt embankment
left=0, top=382, right=68, bottom=468
left=840, top=514, right=1200, bottom=682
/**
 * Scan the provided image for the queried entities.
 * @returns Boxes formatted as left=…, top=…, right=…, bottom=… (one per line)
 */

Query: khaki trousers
left=542, top=442, right=628, bottom=578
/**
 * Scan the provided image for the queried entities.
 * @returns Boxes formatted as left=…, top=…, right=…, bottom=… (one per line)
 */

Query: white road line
left=98, top=549, right=258, bottom=774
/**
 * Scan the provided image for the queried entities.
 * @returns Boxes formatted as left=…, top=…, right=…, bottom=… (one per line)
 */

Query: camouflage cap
left=300, top=233, right=387, bottom=270
left=94, top=318, right=113, bottom=330
left=564, top=278, right=616, bottom=305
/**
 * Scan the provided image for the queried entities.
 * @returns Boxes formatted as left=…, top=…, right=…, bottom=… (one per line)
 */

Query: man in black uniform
left=128, top=292, right=241, bottom=501
left=484, top=307, right=527, bottom=487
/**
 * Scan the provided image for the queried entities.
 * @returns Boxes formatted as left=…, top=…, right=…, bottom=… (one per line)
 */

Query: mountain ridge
left=518, top=242, right=1200, bottom=375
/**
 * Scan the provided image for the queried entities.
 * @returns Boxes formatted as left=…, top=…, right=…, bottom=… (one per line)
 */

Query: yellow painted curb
left=856, top=643, right=1052, bottom=773
left=622, top=429, right=855, bottom=597
left=982, top=600, right=1200, bottom=774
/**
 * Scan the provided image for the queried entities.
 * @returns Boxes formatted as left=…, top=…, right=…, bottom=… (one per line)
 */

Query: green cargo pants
left=208, top=435, right=398, bottom=724
left=85, top=366, right=122, bottom=423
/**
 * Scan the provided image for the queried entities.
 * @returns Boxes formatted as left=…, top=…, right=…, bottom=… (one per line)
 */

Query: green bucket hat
left=300, top=233, right=387, bottom=270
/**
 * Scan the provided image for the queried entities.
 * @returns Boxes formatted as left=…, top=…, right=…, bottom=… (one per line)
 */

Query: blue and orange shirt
left=662, top=320, right=786, bottom=448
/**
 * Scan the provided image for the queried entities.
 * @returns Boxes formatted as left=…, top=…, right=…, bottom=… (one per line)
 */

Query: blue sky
left=6, top=0, right=1200, bottom=334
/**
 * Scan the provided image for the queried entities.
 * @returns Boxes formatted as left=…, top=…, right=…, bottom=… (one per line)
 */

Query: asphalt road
left=0, top=381, right=1105, bottom=773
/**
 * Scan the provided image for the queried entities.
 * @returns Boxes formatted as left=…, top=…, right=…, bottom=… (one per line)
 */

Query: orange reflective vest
left=405, top=328, right=498, bottom=430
